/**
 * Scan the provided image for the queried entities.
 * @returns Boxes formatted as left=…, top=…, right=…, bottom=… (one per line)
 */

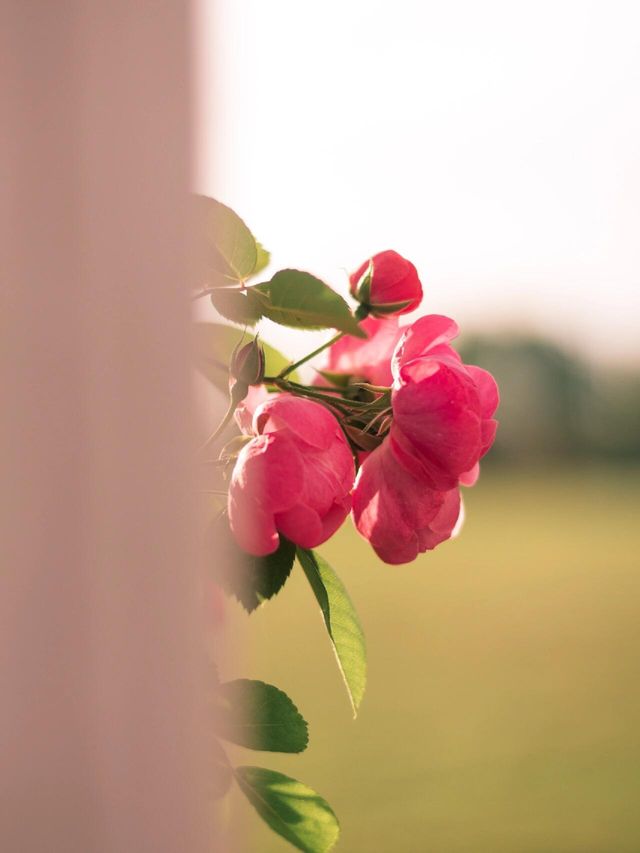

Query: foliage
left=197, top=196, right=499, bottom=851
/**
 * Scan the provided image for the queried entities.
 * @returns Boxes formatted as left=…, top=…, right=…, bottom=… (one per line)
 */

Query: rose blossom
left=229, top=395, right=355, bottom=556
left=352, top=314, right=499, bottom=563
left=350, top=249, right=423, bottom=315
left=390, top=314, right=499, bottom=490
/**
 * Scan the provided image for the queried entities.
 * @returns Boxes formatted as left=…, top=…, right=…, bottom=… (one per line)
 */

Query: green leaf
left=209, top=287, right=264, bottom=327
left=297, top=548, right=366, bottom=716
left=252, top=242, right=271, bottom=277
left=214, top=680, right=308, bottom=753
left=193, top=322, right=295, bottom=393
left=257, top=270, right=366, bottom=338
left=195, top=195, right=257, bottom=286
left=235, top=767, right=340, bottom=853
left=209, top=514, right=295, bottom=612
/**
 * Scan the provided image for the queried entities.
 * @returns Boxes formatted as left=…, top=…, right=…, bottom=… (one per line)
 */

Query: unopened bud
left=349, top=250, right=423, bottom=317
left=230, top=338, right=265, bottom=387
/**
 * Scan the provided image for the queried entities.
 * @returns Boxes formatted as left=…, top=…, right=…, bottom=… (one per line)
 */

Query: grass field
left=222, top=465, right=640, bottom=852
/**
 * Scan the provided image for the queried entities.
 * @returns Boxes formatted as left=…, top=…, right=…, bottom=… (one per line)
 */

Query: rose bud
left=228, top=395, right=355, bottom=556
left=349, top=250, right=423, bottom=316
left=230, top=338, right=265, bottom=388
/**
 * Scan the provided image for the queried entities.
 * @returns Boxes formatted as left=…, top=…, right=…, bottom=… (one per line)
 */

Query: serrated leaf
left=193, top=322, right=295, bottom=393
left=252, top=242, right=271, bottom=277
left=195, top=195, right=257, bottom=286
left=235, top=767, right=340, bottom=853
left=297, top=548, right=366, bottom=716
left=210, top=287, right=264, bottom=326
left=257, top=270, right=366, bottom=338
left=214, top=680, right=308, bottom=753
left=209, top=514, right=295, bottom=612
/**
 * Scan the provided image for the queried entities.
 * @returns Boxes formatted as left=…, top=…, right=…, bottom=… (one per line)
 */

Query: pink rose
left=352, top=314, right=498, bottom=564
left=352, top=434, right=461, bottom=564
left=350, top=250, right=423, bottom=316
left=318, top=315, right=403, bottom=386
left=229, top=395, right=355, bottom=556
left=390, top=315, right=499, bottom=490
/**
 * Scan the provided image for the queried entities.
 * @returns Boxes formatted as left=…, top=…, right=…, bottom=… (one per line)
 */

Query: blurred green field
left=223, top=465, right=640, bottom=852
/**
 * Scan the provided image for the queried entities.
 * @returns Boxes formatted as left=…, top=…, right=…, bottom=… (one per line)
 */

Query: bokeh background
left=198, top=2, right=640, bottom=850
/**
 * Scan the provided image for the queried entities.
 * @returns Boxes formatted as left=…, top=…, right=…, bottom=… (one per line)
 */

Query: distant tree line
left=458, top=335, right=640, bottom=465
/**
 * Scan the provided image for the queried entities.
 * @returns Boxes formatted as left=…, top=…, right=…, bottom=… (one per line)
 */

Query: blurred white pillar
left=0, top=3, right=213, bottom=851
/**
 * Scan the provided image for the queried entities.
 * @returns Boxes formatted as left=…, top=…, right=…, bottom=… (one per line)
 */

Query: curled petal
left=276, top=494, right=352, bottom=550
left=465, top=365, right=500, bottom=419
left=255, top=394, right=340, bottom=450
left=392, top=315, right=460, bottom=382
left=459, top=462, right=480, bottom=487
left=234, top=384, right=271, bottom=434
left=417, top=487, right=461, bottom=551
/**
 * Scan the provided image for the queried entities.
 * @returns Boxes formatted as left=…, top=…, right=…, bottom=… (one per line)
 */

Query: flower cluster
left=200, top=197, right=500, bottom=850
left=223, top=249, right=499, bottom=566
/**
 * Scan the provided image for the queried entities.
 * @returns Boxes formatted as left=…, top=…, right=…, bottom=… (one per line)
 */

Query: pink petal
left=255, top=395, right=339, bottom=450
left=319, top=315, right=402, bottom=387
left=417, top=488, right=461, bottom=551
left=392, top=315, right=460, bottom=380
left=275, top=503, right=323, bottom=549
left=228, top=493, right=279, bottom=555
left=459, top=462, right=480, bottom=487
left=228, top=433, right=303, bottom=556
left=234, top=384, right=271, bottom=434
left=465, top=365, right=500, bottom=418
left=352, top=437, right=446, bottom=564
left=391, top=365, right=483, bottom=489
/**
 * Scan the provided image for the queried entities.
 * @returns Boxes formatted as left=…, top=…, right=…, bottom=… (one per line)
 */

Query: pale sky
left=196, top=0, right=640, bottom=364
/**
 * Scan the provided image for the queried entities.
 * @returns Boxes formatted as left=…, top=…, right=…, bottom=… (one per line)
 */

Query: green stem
left=284, top=381, right=380, bottom=409
left=278, top=332, right=345, bottom=379
left=272, top=378, right=352, bottom=414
